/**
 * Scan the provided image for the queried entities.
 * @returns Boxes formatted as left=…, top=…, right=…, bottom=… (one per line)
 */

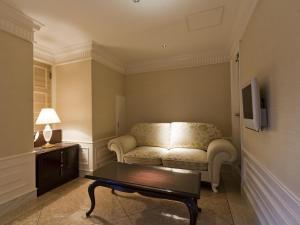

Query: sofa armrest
left=108, top=135, right=137, bottom=162
left=207, top=139, right=237, bottom=163
left=207, top=139, right=237, bottom=192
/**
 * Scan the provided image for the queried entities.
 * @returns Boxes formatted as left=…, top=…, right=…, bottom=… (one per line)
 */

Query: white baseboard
left=0, top=152, right=37, bottom=224
left=242, top=148, right=300, bottom=225
left=0, top=190, right=36, bottom=225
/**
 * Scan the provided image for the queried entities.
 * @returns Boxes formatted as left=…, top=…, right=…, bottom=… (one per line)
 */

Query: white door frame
left=115, top=95, right=126, bottom=136
left=230, top=42, right=243, bottom=173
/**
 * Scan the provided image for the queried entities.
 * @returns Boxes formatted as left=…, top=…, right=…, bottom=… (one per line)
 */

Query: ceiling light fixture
left=133, top=0, right=140, bottom=3
left=162, top=44, right=167, bottom=49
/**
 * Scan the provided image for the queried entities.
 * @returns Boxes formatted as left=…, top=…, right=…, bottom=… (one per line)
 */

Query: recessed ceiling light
left=162, top=44, right=167, bottom=49
left=133, top=0, right=140, bottom=3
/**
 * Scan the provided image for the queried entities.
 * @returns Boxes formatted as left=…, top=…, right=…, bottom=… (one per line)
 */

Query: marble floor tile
left=10, top=207, right=42, bottom=225
left=116, top=191, right=166, bottom=215
left=61, top=209, right=132, bottom=225
left=129, top=209, right=190, bottom=225
left=5, top=175, right=258, bottom=225
left=222, top=166, right=258, bottom=225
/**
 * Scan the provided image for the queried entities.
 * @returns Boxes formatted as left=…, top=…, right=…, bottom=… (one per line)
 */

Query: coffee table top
left=86, top=162, right=201, bottom=198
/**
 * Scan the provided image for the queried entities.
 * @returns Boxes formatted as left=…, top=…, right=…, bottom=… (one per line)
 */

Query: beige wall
left=55, top=60, right=93, bottom=142
left=0, top=30, right=33, bottom=158
left=125, top=63, right=232, bottom=136
left=240, top=0, right=300, bottom=196
left=92, top=61, right=125, bottom=140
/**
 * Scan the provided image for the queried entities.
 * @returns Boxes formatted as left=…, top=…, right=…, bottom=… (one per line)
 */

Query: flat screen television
left=242, top=78, right=261, bottom=131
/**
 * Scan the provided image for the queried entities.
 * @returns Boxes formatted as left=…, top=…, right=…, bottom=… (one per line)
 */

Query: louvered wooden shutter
left=33, top=61, right=52, bottom=131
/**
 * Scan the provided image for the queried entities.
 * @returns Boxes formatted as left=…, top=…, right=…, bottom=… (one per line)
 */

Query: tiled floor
left=4, top=167, right=257, bottom=225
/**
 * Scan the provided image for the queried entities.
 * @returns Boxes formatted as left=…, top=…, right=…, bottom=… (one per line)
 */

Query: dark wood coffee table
left=85, top=162, right=201, bottom=225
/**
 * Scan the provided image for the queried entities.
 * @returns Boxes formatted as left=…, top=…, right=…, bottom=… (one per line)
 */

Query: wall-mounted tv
left=242, top=78, right=261, bottom=131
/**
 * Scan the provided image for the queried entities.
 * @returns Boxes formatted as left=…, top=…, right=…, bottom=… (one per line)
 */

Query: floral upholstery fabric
left=162, top=148, right=208, bottom=171
left=123, top=146, right=168, bottom=165
left=130, top=123, right=171, bottom=148
left=170, top=122, right=222, bottom=150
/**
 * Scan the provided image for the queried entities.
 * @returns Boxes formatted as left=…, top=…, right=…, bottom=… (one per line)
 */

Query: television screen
left=242, top=84, right=253, bottom=119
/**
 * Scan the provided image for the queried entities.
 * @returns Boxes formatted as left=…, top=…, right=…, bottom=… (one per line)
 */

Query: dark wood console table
left=35, top=143, right=79, bottom=196
left=85, top=162, right=201, bottom=225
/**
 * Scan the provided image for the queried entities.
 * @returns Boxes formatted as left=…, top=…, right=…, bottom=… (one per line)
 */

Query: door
left=231, top=52, right=241, bottom=155
left=116, top=95, right=126, bottom=136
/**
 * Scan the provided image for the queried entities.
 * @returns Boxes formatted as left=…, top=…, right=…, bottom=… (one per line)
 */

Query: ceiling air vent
left=186, top=6, right=224, bottom=32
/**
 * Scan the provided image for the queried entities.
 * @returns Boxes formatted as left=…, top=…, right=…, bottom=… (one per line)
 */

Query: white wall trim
left=0, top=151, right=33, bottom=162
left=33, top=43, right=55, bottom=65
left=34, top=41, right=126, bottom=73
left=0, top=190, right=36, bottom=224
left=92, top=42, right=126, bottom=74
left=0, top=1, right=42, bottom=43
left=125, top=53, right=230, bottom=75
left=242, top=147, right=300, bottom=225
left=34, top=42, right=231, bottom=75
left=0, top=152, right=36, bottom=206
left=63, top=136, right=116, bottom=174
left=93, top=136, right=116, bottom=170
left=54, top=58, right=92, bottom=67
left=63, top=140, right=94, bottom=173
left=93, top=136, right=116, bottom=143
left=34, top=40, right=235, bottom=75
left=229, top=0, right=259, bottom=57
left=54, top=41, right=92, bottom=65
left=62, top=139, right=93, bottom=145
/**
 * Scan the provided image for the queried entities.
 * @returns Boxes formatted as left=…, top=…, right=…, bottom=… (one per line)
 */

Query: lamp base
left=42, top=143, right=55, bottom=148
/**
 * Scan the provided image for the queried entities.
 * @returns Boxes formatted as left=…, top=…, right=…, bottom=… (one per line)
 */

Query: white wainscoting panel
left=78, top=144, right=91, bottom=172
left=78, top=142, right=94, bottom=173
left=0, top=152, right=36, bottom=212
left=63, top=140, right=94, bottom=174
left=64, top=137, right=116, bottom=175
left=242, top=148, right=300, bottom=225
left=94, top=136, right=116, bottom=170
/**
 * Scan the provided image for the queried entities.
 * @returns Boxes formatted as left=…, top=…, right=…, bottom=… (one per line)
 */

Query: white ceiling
left=4, top=0, right=242, bottom=64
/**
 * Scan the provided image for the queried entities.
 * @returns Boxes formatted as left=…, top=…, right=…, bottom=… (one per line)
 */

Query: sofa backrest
left=130, top=123, right=171, bottom=148
left=170, top=122, right=222, bottom=150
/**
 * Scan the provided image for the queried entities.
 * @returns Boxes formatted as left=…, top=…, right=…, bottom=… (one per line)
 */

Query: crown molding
left=125, top=53, right=230, bottom=75
left=54, top=42, right=93, bottom=65
left=229, top=0, right=260, bottom=57
left=33, top=44, right=55, bottom=65
left=34, top=41, right=229, bottom=74
left=0, top=1, right=42, bottom=43
left=92, top=42, right=126, bottom=74
left=37, top=41, right=126, bottom=73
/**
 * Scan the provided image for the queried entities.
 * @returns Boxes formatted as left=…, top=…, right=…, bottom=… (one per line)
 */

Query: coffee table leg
left=186, top=198, right=199, bottom=225
left=86, top=181, right=98, bottom=217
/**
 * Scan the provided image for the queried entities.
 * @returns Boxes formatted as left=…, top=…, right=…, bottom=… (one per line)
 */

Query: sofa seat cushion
left=162, top=148, right=208, bottom=171
left=123, top=146, right=168, bottom=165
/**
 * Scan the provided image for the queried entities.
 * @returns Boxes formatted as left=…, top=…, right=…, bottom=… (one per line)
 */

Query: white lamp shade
left=36, top=108, right=61, bottom=125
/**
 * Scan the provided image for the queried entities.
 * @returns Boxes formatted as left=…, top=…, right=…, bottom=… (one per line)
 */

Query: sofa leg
left=211, top=184, right=218, bottom=193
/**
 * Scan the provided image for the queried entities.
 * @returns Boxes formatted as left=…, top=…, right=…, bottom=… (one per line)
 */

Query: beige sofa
left=108, top=122, right=237, bottom=192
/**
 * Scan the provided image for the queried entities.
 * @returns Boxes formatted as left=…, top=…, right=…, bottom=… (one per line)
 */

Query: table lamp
left=36, top=108, right=61, bottom=148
